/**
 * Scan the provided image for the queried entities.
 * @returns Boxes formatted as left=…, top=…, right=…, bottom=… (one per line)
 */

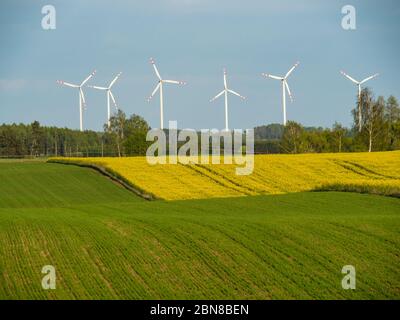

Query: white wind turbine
left=57, top=70, right=96, bottom=131
left=147, top=58, right=186, bottom=130
left=210, top=68, right=246, bottom=131
left=340, top=70, right=379, bottom=132
left=88, top=72, right=122, bottom=128
left=262, top=62, right=299, bottom=126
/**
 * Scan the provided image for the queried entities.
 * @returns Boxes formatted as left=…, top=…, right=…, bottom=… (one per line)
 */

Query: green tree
left=305, top=128, right=333, bottom=153
left=280, top=121, right=304, bottom=154
left=385, top=96, right=400, bottom=150
left=385, top=96, right=400, bottom=123
left=123, top=114, right=151, bottom=155
left=30, top=121, right=42, bottom=156
left=254, top=124, right=284, bottom=140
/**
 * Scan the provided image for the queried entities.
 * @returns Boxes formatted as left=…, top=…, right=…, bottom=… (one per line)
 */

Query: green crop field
left=0, top=160, right=399, bottom=299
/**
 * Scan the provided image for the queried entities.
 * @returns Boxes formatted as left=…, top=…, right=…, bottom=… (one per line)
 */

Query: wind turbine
left=88, top=72, right=122, bottom=128
left=340, top=70, right=379, bottom=132
left=147, top=58, right=186, bottom=130
left=262, top=62, right=299, bottom=126
left=57, top=70, right=96, bottom=131
left=210, top=68, right=246, bottom=131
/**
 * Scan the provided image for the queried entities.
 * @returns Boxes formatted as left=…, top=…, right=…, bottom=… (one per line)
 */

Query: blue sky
left=0, top=0, right=399, bottom=131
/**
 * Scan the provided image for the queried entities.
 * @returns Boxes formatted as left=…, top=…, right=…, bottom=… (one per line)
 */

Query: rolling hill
left=0, top=160, right=399, bottom=299
left=49, top=151, right=400, bottom=200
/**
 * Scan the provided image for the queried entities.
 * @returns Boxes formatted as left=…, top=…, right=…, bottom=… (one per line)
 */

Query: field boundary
left=313, top=183, right=400, bottom=198
left=48, top=152, right=400, bottom=201
left=47, top=159, right=158, bottom=201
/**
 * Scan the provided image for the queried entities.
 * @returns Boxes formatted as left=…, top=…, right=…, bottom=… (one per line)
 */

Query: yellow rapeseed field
left=49, top=151, right=400, bottom=200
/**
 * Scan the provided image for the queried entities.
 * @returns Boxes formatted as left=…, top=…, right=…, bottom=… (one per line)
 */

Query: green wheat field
left=0, top=160, right=399, bottom=299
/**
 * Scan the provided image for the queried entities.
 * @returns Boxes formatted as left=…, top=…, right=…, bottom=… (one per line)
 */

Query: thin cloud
left=0, top=79, right=26, bottom=91
left=156, top=0, right=321, bottom=13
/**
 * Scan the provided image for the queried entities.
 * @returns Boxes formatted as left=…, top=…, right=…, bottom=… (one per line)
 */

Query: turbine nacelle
left=261, top=61, right=299, bottom=125
left=340, top=70, right=379, bottom=86
left=210, top=68, right=245, bottom=130
left=340, top=69, right=379, bottom=132
left=87, top=72, right=122, bottom=127
left=56, top=70, right=96, bottom=131
left=147, top=58, right=186, bottom=129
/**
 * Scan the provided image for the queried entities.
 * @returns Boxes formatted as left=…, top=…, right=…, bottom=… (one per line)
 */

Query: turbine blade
left=80, top=70, right=96, bottom=86
left=262, top=73, right=283, bottom=81
left=360, top=73, right=379, bottom=84
left=340, top=71, right=359, bottom=84
left=163, top=79, right=186, bottom=85
left=88, top=85, right=107, bottom=90
left=228, top=89, right=245, bottom=100
left=150, top=58, right=162, bottom=80
left=284, top=81, right=293, bottom=102
left=109, top=91, right=117, bottom=107
left=285, top=61, right=300, bottom=78
left=147, top=83, right=161, bottom=102
left=223, top=68, right=227, bottom=88
left=57, top=80, right=79, bottom=88
left=210, top=90, right=225, bottom=102
left=80, top=88, right=86, bottom=106
left=109, top=72, right=122, bottom=88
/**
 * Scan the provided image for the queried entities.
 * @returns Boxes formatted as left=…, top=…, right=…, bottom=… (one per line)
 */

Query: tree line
left=0, top=112, right=150, bottom=157
left=1, top=90, right=399, bottom=157
left=255, top=91, right=400, bottom=154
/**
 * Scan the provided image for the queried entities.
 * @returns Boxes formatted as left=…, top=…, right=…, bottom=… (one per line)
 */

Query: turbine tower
left=210, top=68, right=245, bottom=131
left=88, top=72, right=122, bottom=128
left=262, top=62, right=299, bottom=126
left=147, top=58, right=186, bottom=130
left=57, top=70, right=96, bottom=131
left=340, top=70, right=379, bottom=132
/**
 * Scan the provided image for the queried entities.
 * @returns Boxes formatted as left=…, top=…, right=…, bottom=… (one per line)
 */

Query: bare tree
left=332, top=122, right=346, bottom=152
left=105, top=110, right=126, bottom=157
left=356, top=89, right=386, bottom=152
